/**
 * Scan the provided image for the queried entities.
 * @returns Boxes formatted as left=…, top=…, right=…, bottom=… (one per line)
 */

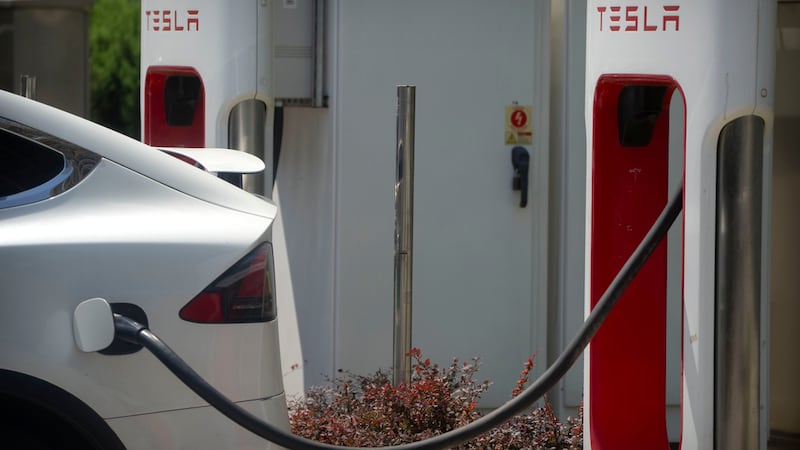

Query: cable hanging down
left=114, top=183, right=684, bottom=450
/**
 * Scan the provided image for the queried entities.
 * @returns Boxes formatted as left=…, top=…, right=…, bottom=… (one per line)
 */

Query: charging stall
left=584, top=2, right=775, bottom=449
left=140, top=0, right=272, bottom=195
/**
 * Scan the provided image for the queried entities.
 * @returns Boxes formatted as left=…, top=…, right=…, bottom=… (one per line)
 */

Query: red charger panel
left=589, top=74, right=679, bottom=450
left=143, top=66, right=205, bottom=148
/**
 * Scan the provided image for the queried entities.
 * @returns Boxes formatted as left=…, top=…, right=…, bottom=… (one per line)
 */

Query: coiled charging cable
left=114, top=184, right=683, bottom=450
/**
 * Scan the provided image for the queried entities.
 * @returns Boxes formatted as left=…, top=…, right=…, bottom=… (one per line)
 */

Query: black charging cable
left=114, top=183, right=683, bottom=450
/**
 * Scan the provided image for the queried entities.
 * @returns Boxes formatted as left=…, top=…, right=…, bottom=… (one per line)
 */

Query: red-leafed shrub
left=289, top=349, right=583, bottom=449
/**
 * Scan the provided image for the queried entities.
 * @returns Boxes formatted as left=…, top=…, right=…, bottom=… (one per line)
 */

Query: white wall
left=547, top=0, right=587, bottom=417
left=330, top=0, right=551, bottom=408
left=275, top=0, right=553, bottom=409
left=274, top=107, right=336, bottom=397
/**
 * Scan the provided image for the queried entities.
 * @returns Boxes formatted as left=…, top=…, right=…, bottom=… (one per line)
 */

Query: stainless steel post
left=715, top=115, right=764, bottom=450
left=229, top=100, right=269, bottom=197
left=393, top=85, right=415, bottom=386
left=20, top=75, right=37, bottom=99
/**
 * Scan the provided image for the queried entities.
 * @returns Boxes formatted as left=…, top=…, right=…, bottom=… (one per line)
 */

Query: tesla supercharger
left=584, top=2, right=775, bottom=450
left=140, top=0, right=271, bottom=195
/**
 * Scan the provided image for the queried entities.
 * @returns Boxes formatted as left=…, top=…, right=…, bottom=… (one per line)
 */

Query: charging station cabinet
left=584, top=2, right=775, bottom=449
left=141, top=0, right=269, bottom=195
left=141, top=0, right=324, bottom=196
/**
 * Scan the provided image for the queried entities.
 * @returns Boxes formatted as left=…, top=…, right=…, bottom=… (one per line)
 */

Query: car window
left=0, top=118, right=101, bottom=209
left=0, top=129, right=65, bottom=196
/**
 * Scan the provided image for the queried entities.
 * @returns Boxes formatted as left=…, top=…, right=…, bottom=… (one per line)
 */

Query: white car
left=0, top=90, right=289, bottom=449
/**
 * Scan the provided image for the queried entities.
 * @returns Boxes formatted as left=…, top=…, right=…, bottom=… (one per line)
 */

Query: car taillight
left=179, top=243, right=277, bottom=323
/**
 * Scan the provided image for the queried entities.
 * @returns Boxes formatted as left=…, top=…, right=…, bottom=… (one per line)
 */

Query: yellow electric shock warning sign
left=505, top=105, right=533, bottom=145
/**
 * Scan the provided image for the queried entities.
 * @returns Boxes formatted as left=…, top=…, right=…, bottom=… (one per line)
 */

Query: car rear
left=0, top=91, right=288, bottom=449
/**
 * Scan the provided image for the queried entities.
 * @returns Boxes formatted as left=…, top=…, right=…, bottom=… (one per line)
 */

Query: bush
left=466, top=356, right=583, bottom=450
left=289, top=349, right=583, bottom=449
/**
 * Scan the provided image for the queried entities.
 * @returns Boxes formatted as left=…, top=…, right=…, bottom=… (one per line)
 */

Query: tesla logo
left=144, top=9, right=199, bottom=32
left=596, top=5, right=680, bottom=32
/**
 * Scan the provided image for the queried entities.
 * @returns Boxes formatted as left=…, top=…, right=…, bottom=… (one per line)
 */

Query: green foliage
left=289, top=349, right=583, bottom=449
left=89, top=0, right=141, bottom=138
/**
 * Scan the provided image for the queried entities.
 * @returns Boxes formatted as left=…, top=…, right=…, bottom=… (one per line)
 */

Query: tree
left=90, top=0, right=140, bottom=139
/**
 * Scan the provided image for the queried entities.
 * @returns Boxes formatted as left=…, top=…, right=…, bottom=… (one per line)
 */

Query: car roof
left=0, top=91, right=276, bottom=220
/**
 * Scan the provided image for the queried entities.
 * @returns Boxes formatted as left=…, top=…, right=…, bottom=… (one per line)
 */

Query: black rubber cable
left=114, top=183, right=683, bottom=450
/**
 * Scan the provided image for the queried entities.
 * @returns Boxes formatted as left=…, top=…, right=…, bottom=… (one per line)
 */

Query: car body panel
left=106, top=394, right=289, bottom=450
left=0, top=159, right=284, bottom=417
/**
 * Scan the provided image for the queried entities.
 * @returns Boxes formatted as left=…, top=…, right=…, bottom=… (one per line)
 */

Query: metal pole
left=715, top=115, right=764, bottom=450
left=228, top=99, right=268, bottom=196
left=20, top=75, right=37, bottom=99
left=393, top=85, right=415, bottom=386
